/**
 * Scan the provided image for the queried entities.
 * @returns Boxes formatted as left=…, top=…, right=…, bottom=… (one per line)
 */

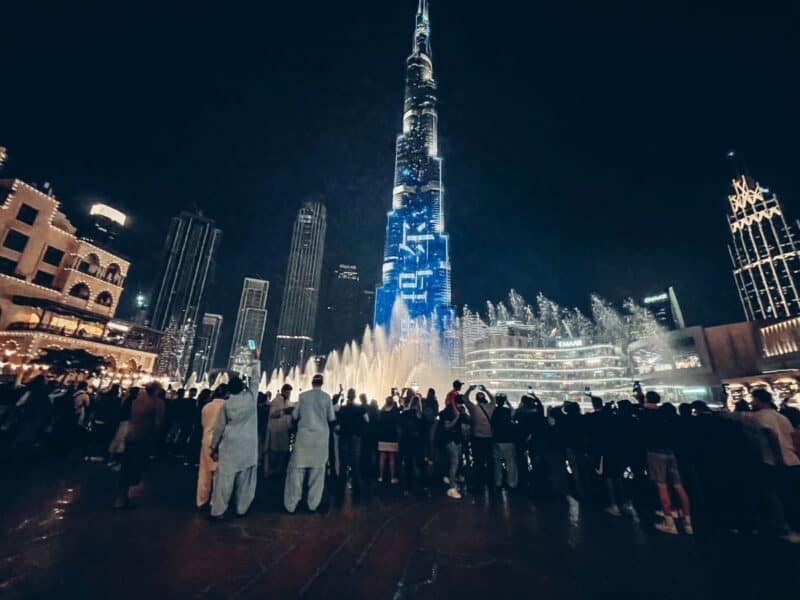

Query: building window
left=16, top=203, right=39, bottom=226
left=0, top=256, right=18, bottom=276
left=32, top=271, right=55, bottom=288
left=42, top=246, right=65, bottom=267
left=3, top=229, right=29, bottom=253
left=68, top=282, right=91, bottom=300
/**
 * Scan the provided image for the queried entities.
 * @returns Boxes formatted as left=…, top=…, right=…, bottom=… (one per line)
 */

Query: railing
left=5, top=322, right=157, bottom=352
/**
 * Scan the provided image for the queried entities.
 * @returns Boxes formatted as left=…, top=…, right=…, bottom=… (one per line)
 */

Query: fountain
left=265, top=301, right=455, bottom=400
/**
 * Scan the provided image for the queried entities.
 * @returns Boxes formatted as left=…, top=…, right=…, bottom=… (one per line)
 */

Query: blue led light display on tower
left=375, top=0, right=453, bottom=331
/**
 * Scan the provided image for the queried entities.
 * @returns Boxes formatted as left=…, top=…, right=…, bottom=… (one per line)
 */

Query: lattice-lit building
left=728, top=173, right=800, bottom=321
left=375, top=0, right=453, bottom=331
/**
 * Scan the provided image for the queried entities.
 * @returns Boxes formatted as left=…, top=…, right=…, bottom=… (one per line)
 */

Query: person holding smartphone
left=464, top=384, right=496, bottom=492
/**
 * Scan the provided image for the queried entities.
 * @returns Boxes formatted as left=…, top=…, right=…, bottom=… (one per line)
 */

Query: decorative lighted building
left=728, top=172, right=800, bottom=321
left=274, top=201, right=326, bottom=370
left=0, top=179, right=158, bottom=374
left=228, top=277, right=269, bottom=371
left=375, top=0, right=453, bottom=331
left=190, top=312, right=223, bottom=377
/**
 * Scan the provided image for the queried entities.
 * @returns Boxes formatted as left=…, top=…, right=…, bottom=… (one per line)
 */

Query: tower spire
left=414, top=0, right=431, bottom=56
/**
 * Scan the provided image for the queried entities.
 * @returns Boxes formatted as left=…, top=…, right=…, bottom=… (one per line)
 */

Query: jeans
left=493, top=442, right=519, bottom=488
left=471, top=437, right=493, bottom=489
left=339, top=435, right=363, bottom=491
left=445, top=442, right=461, bottom=488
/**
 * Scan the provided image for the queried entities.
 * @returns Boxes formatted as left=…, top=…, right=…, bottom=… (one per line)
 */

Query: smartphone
left=477, top=384, right=484, bottom=391
left=391, top=387, right=398, bottom=396
left=632, top=380, right=641, bottom=392
left=527, top=385, right=533, bottom=393
left=584, top=386, right=591, bottom=396
left=247, top=339, right=256, bottom=351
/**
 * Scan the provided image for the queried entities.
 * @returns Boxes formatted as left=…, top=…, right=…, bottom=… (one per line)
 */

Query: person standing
left=196, top=385, right=227, bottom=509
left=284, top=374, right=336, bottom=513
left=439, top=392, right=470, bottom=499
left=337, top=388, right=367, bottom=494
left=377, top=394, right=401, bottom=484
left=490, top=393, right=518, bottom=490
left=399, top=394, right=426, bottom=493
left=264, top=384, right=293, bottom=477
left=642, top=391, right=693, bottom=535
left=465, top=385, right=495, bottom=492
left=209, top=368, right=260, bottom=519
left=114, top=382, right=165, bottom=509
left=743, top=388, right=800, bottom=542
left=422, top=388, right=439, bottom=466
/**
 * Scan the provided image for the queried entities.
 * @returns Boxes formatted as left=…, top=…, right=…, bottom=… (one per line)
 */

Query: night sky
left=2, top=1, right=799, bottom=361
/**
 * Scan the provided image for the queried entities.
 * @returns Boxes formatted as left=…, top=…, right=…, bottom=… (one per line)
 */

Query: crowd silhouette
left=2, top=370, right=799, bottom=542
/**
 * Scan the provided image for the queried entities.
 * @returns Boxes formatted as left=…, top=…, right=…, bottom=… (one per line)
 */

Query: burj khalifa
left=374, top=0, right=454, bottom=331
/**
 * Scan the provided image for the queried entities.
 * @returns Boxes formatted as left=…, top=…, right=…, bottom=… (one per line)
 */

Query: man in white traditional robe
left=210, top=361, right=260, bottom=518
left=284, top=374, right=336, bottom=513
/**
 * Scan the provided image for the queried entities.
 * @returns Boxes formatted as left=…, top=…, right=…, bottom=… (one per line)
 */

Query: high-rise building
left=228, top=277, right=269, bottom=369
left=642, top=287, right=685, bottom=331
left=375, top=0, right=453, bottom=331
left=274, top=201, right=326, bottom=370
left=150, top=211, right=221, bottom=332
left=150, top=211, right=221, bottom=378
left=191, top=313, right=223, bottom=377
left=319, top=264, right=374, bottom=354
left=727, top=172, right=800, bottom=321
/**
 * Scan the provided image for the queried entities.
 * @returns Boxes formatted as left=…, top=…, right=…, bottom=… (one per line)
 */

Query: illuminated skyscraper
left=274, top=202, right=326, bottom=370
left=228, top=277, right=269, bottom=369
left=150, top=211, right=221, bottom=377
left=728, top=172, right=800, bottom=321
left=375, top=0, right=453, bottom=331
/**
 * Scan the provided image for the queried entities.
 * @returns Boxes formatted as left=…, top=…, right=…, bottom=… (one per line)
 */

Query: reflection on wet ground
left=0, top=457, right=798, bottom=599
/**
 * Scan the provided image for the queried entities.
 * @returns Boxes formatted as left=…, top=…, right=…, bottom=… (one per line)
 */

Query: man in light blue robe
left=210, top=362, right=260, bottom=518
left=284, top=374, right=336, bottom=513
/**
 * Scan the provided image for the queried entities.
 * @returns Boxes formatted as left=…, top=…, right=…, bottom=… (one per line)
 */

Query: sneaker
left=605, top=504, right=622, bottom=517
left=654, top=517, right=679, bottom=535
left=683, top=516, right=694, bottom=535
left=446, top=487, right=462, bottom=499
left=390, top=477, right=399, bottom=484
left=377, top=477, right=383, bottom=483
left=442, top=476, right=450, bottom=485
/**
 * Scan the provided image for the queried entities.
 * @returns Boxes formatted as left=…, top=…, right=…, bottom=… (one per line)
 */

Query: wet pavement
left=1, top=457, right=798, bottom=599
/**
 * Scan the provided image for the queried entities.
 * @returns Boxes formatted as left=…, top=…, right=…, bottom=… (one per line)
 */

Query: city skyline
left=2, top=1, right=799, bottom=343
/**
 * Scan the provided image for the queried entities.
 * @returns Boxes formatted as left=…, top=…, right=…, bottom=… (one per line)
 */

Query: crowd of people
left=2, top=370, right=800, bottom=542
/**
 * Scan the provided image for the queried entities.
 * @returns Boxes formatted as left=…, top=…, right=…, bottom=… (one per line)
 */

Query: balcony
left=6, top=321, right=158, bottom=352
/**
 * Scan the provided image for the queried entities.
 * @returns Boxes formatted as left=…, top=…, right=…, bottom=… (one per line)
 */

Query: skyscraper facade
left=190, top=313, right=223, bottom=377
left=150, top=211, right=221, bottom=332
left=728, top=174, right=800, bottom=321
left=274, top=201, right=326, bottom=370
left=641, top=287, right=686, bottom=331
left=228, top=277, right=269, bottom=369
left=150, top=211, right=221, bottom=378
left=319, top=264, right=374, bottom=354
left=375, top=0, right=453, bottom=331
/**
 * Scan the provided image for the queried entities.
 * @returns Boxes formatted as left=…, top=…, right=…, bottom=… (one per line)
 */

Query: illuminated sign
left=643, top=293, right=668, bottom=304
left=90, top=203, right=127, bottom=226
left=557, top=339, right=584, bottom=348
